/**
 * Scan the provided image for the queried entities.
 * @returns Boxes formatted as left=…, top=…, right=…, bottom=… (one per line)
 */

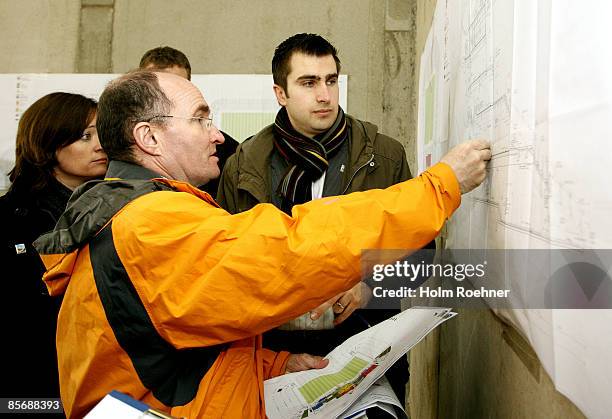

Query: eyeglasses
left=143, top=115, right=215, bottom=130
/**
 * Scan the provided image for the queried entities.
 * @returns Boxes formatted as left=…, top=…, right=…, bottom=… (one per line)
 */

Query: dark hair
left=139, top=46, right=192, bottom=80
left=272, top=33, right=341, bottom=93
left=8, top=93, right=97, bottom=192
left=97, top=71, right=172, bottom=163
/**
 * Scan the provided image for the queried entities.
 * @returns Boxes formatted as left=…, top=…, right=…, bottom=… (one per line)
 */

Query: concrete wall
left=408, top=0, right=585, bottom=417
left=111, top=0, right=381, bottom=125
left=0, top=0, right=419, bottom=166
left=0, top=0, right=80, bottom=72
left=437, top=309, right=585, bottom=418
left=410, top=308, right=585, bottom=418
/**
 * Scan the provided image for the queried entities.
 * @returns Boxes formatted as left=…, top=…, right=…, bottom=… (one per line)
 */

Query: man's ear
left=133, top=122, right=162, bottom=156
left=273, top=84, right=288, bottom=107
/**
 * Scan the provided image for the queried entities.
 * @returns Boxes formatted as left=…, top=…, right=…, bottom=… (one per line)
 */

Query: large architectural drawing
left=417, top=0, right=612, bottom=417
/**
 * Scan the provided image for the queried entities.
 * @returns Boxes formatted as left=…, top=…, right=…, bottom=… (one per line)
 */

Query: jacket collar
left=106, top=160, right=163, bottom=180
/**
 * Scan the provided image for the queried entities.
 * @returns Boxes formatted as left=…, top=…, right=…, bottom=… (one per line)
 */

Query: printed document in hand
left=264, top=307, right=457, bottom=419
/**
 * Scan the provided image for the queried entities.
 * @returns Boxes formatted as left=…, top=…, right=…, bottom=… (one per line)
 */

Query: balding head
left=155, top=71, right=194, bottom=103
left=99, top=70, right=224, bottom=184
left=129, top=71, right=224, bottom=184
left=97, top=70, right=173, bottom=163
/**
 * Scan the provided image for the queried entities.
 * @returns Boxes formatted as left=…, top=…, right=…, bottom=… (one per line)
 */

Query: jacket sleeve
left=261, top=349, right=291, bottom=379
left=112, top=162, right=460, bottom=350
left=216, top=149, right=239, bottom=214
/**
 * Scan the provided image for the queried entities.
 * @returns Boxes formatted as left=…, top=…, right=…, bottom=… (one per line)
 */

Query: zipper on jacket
left=342, top=154, right=375, bottom=194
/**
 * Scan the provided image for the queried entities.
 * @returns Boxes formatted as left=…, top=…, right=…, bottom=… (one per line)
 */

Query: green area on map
left=298, top=357, right=369, bottom=404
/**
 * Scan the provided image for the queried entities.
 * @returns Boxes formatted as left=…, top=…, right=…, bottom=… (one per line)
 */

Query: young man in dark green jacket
left=217, top=33, right=424, bottom=403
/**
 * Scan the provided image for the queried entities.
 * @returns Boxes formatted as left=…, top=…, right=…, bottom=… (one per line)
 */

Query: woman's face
left=53, top=114, right=108, bottom=190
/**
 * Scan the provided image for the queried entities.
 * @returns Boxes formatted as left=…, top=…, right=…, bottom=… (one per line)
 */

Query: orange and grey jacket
left=34, top=160, right=460, bottom=418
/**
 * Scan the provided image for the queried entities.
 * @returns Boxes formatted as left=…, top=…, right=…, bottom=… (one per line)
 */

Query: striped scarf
left=273, top=106, right=348, bottom=214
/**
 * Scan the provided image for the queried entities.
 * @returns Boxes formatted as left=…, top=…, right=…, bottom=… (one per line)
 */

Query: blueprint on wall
left=417, top=0, right=612, bottom=417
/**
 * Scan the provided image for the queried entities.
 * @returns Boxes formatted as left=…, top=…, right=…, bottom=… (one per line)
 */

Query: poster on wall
left=0, top=74, right=347, bottom=191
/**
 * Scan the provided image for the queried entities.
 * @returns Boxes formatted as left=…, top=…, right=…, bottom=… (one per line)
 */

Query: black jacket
left=198, top=130, right=239, bottom=196
left=0, top=179, right=70, bottom=401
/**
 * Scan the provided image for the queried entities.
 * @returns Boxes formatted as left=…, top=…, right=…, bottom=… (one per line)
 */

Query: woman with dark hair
left=0, top=92, right=107, bottom=402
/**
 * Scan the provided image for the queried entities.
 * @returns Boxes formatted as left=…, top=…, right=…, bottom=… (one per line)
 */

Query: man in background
left=140, top=46, right=239, bottom=195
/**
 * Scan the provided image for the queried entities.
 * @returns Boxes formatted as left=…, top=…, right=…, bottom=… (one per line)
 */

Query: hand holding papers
left=265, top=307, right=457, bottom=419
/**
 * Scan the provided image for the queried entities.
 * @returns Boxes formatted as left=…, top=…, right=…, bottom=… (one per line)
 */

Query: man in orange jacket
left=35, top=70, right=490, bottom=418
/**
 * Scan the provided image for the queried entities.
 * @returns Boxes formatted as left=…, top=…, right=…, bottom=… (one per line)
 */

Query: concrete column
left=76, top=0, right=115, bottom=73
left=382, top=0, right=417, bottom=173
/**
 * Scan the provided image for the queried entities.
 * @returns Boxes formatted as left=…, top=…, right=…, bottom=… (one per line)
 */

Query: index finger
left=469, top=139, right=491, bottom=150
left=480, top=148, right=492, bottom=161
